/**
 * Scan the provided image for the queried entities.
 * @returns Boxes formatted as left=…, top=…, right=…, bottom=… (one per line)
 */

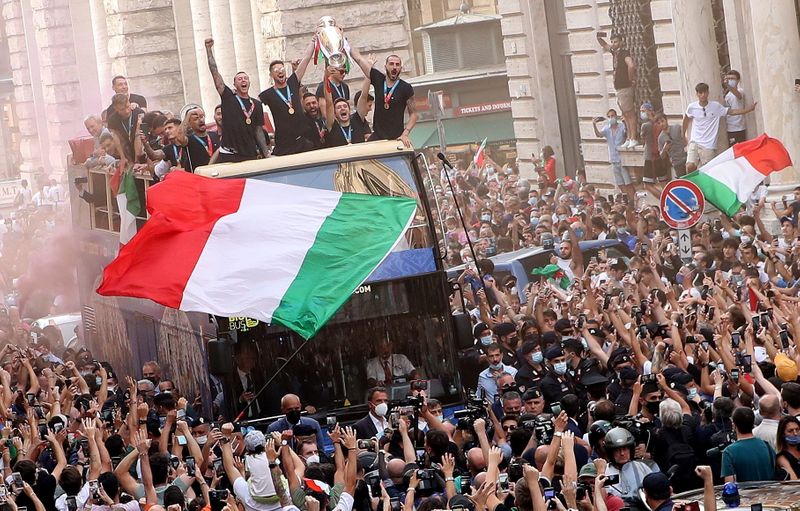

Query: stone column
left=172, top=0, right=201, bottom=109
left=747, top=0, right=800, bottom=190
left=105, top=0, right=184, bottom=114
left=230, top=0, right=260, bottom=93
left=189, top=0, right=218, bottom=114
left=86, top=0, right=112, bottom=110
left=208, top=0, right=236, bottom=88
left=1, top=0, right=42, bottom=176
left=249, top=0, right=270, bottom=94
left=670, top=0, right=725, bottom=146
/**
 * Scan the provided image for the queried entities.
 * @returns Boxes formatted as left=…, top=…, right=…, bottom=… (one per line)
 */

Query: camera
left=604, top=474, right=620, bottom=487
left=507, top=460, right=524, bottom=482
left=706, top=430, right=736, bottom=457
left=410, top=379, right=428, bottom=392
left=357, top=438, right=377, bottom=450
left=209, top=490, right=229, bottom=502
left=614, top=415, right=653, bottom=444
left=576, top=483, right=593, bottom=502
left=365, top=469, right=382, bottom=498
left=641, top=374, right=656, bottom=384
left=415, top=468, right=439, bottom=495
left=532, top=416, right=555, bottom=445
left=454, top=390, right=487, bottom=431
left=397, top=395, right=423, bottom=410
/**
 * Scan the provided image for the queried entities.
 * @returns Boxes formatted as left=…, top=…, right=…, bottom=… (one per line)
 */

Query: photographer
left=601, top=427, right=659, bottom=500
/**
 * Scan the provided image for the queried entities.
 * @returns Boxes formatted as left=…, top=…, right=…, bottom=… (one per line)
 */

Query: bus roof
left=194, top=140, right=416, bottom=179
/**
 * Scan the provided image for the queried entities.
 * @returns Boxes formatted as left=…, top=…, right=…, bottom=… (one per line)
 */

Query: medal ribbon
left=331, top=80, right=345, bottom=99
left=235, top=95, right=255, bottom=122
left=274, top=86, right=293, bottom=110
left=173, top=145, right=184, bottom=165
left=340, top=124, right=352, bottom=144
left=384, top=80, right=399, bottom=108
left=193, top=134, right=214, bottom=157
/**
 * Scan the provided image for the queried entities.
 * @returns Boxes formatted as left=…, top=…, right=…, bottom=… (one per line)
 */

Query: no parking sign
left=660, top=179, right=705, bottom=230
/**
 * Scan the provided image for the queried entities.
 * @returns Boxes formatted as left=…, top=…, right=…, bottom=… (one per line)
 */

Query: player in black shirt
left=142, top=118, right=190, bottom=171
left=104, top=75, right=147, bottom=120
left=353, top=90, right=374, bottom=139
left=205, top=38, right=269, bottom=162
left=323, top=68, right=371, bottom=148
left=350, top=47, right=417, bottom=147
left=185, top=106, right=221, bottom=171
left=315, top=66, right=350, bottom=114
left=302, top=93, right=328, bottom=147
left=259, top=42, right=318, bottom=156
left=107, top=93, right=145, bottom=162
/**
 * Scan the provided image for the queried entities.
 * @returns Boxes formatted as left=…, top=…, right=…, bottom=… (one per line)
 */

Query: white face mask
left=305, top=454, right=320, bottom=464
left=374, top=403, right=388, bottom=417
left=195, top=435, right=208, bottom=445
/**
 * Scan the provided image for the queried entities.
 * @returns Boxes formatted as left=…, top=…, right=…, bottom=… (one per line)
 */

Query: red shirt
left=544, top=157, right=556, bottom=183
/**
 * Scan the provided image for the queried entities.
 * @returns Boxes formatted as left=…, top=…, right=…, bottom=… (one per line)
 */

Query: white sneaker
left=628, top=139, right=640, bottom=149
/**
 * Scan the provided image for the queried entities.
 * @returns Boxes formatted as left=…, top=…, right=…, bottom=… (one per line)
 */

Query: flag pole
left=234, top=337, right=312, bottom=423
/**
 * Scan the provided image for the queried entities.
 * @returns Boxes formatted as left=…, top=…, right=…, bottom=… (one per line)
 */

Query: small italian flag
left=97, top=172, right=416, bottom=339
left=684, top=134, right=792, bottom=217
left=109, top=164, right=140, bottom=245
left=474, top=138, right=487, bottom=168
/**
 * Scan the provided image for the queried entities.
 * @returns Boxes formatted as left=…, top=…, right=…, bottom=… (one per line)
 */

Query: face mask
left=480, top=335, right=493, bottom=346
left=374, top=403, right=388, bottom=417
left=609, top=117, right=618, bottom=126
left=687, top=388, right=698, bottom=399
left=554, top=362, right=568, bottom=375
left=305, top=454, right=320, bottom=464
left=617, top=227, right=628, bottom=235
left=107, top=385, right=116, bottom=393
left=558, top=214, right=568, bottom=222
left=489, top=362, right=504, bottom=371
left=508, top=336, right=519, bottom=348
left=581, top=339, right=589, bottom=350
left=574, top=228, right=585, bottom=239
left=727, top=79, right=738, bottom=88
left=671, top=235, right=678, bottom=243
left=481, top=214, right=491, bottom=222
left=505, top=168, right=513, bottom=175
left=532, top=351, right=544, bottom=364
left=195, top=435, right=208, bottom=445
left=286, top=410, right=302, bottom=424
left=786, top=435, right=800, bottom=446
left=646, top=401, right=660, bottom=414
left=741, top=235, right=752, bottom=244
left=528, top=198, right=537, bottom=206
left=434, top=415, right=444, bottom=423
left=640, top=112, right=649, bottom=121
left=530, top=216, right=539, bottom=227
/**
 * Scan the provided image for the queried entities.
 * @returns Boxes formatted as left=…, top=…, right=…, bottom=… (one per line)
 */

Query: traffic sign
left=677, top=229, right=693, bottom=261
left=660, top=179, right=705, bottom=229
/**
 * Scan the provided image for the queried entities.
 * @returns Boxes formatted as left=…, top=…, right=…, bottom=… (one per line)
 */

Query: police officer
left=515, top=340, right=547, bottom=391
left=540, top=344, right=576, bottom=406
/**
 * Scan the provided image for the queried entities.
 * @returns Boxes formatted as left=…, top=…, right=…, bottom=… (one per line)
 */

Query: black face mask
left=645, top=401, right=660, bottom=414
left=286, top=409, right=302, bottom=425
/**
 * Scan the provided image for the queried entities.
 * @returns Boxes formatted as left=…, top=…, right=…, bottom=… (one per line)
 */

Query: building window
left=424, top=23, right=503, bottom=73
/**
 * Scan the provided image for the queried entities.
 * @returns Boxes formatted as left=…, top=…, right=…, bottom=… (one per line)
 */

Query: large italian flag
left=97, top=172, right=416, bottom=339
left=684, top=134, right=792, bottom=216
left=109, top=165, right=141, bottom=245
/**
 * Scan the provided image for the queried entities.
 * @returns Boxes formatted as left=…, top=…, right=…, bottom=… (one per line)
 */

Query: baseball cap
left=578, top=463, right=598, bottom=479
left=781, top=216, right=797, bottom=227
left=776, top=353, right=798, bottom=382
left=448, top=495, right=476, bottom=511
left=642, top=472, right=671, bottom=500
left=244, top=430, right=266, bottom=452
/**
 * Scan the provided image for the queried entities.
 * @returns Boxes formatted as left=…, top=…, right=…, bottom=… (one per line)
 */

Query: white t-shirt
left=55, top=482, right=90, bottom=511
left=233, top=476, right=282, bottom=511
left=725, top=87, right=746, bottom=132
left=686, top=100, right=729, bottom=150
left=365, top=354, right=416, bottom=383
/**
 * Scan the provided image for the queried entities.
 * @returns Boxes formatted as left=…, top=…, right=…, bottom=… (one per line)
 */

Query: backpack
left=664, top=427, right=699, bottom=490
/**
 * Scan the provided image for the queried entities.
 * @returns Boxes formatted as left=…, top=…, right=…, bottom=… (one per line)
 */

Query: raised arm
left=348, top=44, right=374, bottom=79
left=356, top=74, right=371, bottom=120
left=205, top=38, right=226, bottom=95
left=293, top=39, right=316, bottom=84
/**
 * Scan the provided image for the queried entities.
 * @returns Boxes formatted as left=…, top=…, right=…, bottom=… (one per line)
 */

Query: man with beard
left=205, top=38, right=269, bottom=162
left=185, top=106, right=220, bottom=171
left=266, top=393, right=325, bottom=452
left=303, top=93, right=327, bottom=145
left=350, top=47, right=417, bottom=147
left=259, top=41, right=319, bottom=156
left=553, top=227, right=584, bottom=281
left=213, top=104, right=223, bottom=138
left=323, top=67, right=371, bottom=147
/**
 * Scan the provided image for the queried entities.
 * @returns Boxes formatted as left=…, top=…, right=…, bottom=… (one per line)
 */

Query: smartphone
left=760, top=312, right=770, bottom=326
left=141, top=122, right=150, bottom=138
left=622, top=193, right=629, bottom=205
left=326, top=416, right=337, bottom=428
left=543, top=487, right=556, bottom=500
left=89, top=479, right=99, bottom=497
left=701, top=341, right=710, bottom=351
left=389, top=497, right=401, bottom=511
left=498, top=472, right=509, bottom=490
left=550, top=403, right=562, bottom=415
left=731, top=331, right=741, bottom=348
left=752, top=316, right=761, bottom=331
left=66, top=496, right=77, bottom=511
left=11, top=472, right=22, bottom=489
left=577, top=314, right=586, bottom=329
left=781, top=329, right=790, bottom=349
left=604, top=474, right=620, bottom=486
left=176, top=409, right=186, bottom=420
left=707, top=306, right=715, bottom=320
left=170, top=455, right=180, bottom=470
left=177, top=435, right=187, bottom=446
left=111, top=456, right=121, bottom=469
left=731, top=368, right=740, bottom=382
left=213, top=458, right=223, bottom=476
left=185, top=456, right=196, bottom=476
left=740, top=354, right=752, bottom=373
left=0, top=485, right=7, bottom=504
left=685, top=335, right=696, bottom=344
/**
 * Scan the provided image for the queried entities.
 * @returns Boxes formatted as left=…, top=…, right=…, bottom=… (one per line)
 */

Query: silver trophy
left=316, top=16, right=347, bottom=69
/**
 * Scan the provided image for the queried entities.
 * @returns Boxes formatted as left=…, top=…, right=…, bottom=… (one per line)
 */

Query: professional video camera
left=365, top=469, right=382, bottom=497
left=396, top=395, right=424, bottom=410
left=613, top=414, right=654, bottom=444
left=415, top=468, right=440, bottom=496
left=507, top=460, right=525, bottom=482
left=706, top=430, right=736, bottom=457
left=454, top=390, right=487, bottom=431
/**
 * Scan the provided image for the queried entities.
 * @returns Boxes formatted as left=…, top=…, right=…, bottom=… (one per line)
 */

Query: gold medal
left=245, top=118, right=252, bottom=124
left=384, top=103, right=390, bottom=110
left=288, top=107, right=295, bottom=115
